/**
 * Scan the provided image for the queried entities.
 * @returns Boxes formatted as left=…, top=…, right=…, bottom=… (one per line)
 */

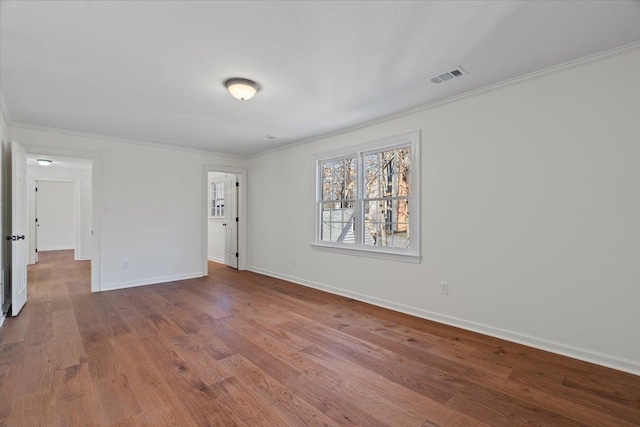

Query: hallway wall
left=35, top=181, right=75, bottom=251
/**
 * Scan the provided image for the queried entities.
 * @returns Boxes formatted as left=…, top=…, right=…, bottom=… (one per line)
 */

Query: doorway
left=2, top=144, right=100, bottom=318
left=26, top=155, right=93, bottom=292
left=202, top=165, right=247, bottom=275
left=208, top=171, right=238, bottom=268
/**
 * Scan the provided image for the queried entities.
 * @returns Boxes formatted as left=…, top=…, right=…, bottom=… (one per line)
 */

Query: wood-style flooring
left=0, top=250, right=639, bottom=426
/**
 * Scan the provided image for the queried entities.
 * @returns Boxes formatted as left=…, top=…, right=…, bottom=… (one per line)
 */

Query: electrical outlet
left=122, top=261, right=129, bottom=270
left=440, top=282, right=449, bottom=295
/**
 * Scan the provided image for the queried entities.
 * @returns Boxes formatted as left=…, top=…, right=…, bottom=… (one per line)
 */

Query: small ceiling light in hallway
left=37, top=159, right=53, bottom=166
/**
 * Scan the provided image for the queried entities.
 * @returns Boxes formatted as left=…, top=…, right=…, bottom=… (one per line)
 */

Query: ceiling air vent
left=430, top=66, right=467, bottom=84
left=261, top=135, right=278, bottom=141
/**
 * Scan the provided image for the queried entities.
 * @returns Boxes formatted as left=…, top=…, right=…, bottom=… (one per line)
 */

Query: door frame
left=22, top=144, right=101, bottom=292
left=31, top=178, right=81, bottom=260
left=202, top=164, right=247, bottom=274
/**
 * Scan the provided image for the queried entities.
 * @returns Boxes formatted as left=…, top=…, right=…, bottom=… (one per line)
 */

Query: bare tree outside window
left=364, top=148, right=411, bottom=248
left=314, top=131, right=420, bottom=259
left=320, top=157, right=357, bottom=243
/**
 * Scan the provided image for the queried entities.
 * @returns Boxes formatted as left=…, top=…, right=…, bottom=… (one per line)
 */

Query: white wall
left=27, top=163, right=92, bottom=262
left=207, top=171, right=227, bottom=263
left=35, top=181, right=75, bottom=251
left=247, top=49, right=640, bottom=374
left=8, top=125, right=247, bottom=291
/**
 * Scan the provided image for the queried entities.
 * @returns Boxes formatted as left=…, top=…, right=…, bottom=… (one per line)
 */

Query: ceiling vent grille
left=430, top=66, right=467, bottom=84
left=261, top=134, right=278, bottom=141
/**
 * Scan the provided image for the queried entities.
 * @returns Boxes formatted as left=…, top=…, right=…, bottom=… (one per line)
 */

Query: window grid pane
left=318, top=143, right=413, bottom=252
left=320, top=157, right=357, bottom=245
left=210, top=181, right=226, bottom=218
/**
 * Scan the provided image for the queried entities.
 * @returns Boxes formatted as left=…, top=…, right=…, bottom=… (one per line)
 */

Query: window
left=314, top=131, right=420, bottom=261
left=210, top=181, right=225, bottom=218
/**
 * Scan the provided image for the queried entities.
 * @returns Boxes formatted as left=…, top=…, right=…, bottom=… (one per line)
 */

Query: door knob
left=17, top=235, right=25, bottom=240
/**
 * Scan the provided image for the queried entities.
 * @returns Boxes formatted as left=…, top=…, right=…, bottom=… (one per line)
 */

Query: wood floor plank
left=502, top=370, right=640, bottom=427
left=504, top=372, right=640, bottom=424
left=109, top=333, right=199, bottom=426
left=5, top=389, right=56, bottom=427
left=139, top=334, right=241, bottom=426
left=169, top=333, right=233, bottom=385
left=53, top=363, right=102, bottom=427
left=209, top=376, right=289, bottom=426
left=218, top=354, right=341, bottom=427
left=281, top=317, right=464, bottom=404
left=0, top=251, right=638, bottom=427
left=12, top=342, right=54, bottom=398
left=211, top=320, right=303, bottom=382
left=0, top=361, right=20, bottom=423
left=301, top=344, right=460, bottom=427
left=51, top=309, right=86, bottom=370
left=446, top=381, right=586, bottom=427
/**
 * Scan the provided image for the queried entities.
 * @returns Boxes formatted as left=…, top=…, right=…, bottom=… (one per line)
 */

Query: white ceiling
left=2, top=1, right=639, bottom=157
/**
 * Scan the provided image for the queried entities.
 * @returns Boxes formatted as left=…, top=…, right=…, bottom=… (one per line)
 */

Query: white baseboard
left=0, top=311, right=5, bottom=328
left=76, top=255, right=92, bottom=261
left=248, top=266, right=640, bottom=377
left=100, top=272, right=203, bottom=292
left=207, top=257, right=225, bottom=264
left=38, top=246, right=74, bottom=251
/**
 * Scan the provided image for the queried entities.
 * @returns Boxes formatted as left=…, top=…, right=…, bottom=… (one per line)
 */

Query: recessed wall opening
left=202, top=165, right=247, bottom=276
left=207, top=171, right=239, bottom=269
left=26, top=154, right=93, bottom=293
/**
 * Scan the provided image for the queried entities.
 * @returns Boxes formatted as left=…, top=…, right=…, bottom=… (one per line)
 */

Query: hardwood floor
left=0, top=251, right=639, bottom=426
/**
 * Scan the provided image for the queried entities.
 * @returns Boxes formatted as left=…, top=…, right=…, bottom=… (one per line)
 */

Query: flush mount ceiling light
left=224, top=78, right=260, bottom=101
left=36, top=159, right=52, bottom=166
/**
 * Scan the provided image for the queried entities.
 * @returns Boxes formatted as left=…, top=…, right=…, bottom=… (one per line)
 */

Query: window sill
left=311, top=243, right=421, bottom=264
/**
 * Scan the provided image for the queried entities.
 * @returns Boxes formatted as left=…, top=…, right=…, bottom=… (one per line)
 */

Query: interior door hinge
left=235, top=217, right=238, bottom=222
left=35, top=249, right=38, bottom=253
left=235, top=252, right=239, bottom=258
left=235, top=182, right=239, bottom=187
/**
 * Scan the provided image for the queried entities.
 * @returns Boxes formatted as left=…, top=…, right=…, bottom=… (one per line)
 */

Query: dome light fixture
left=37, top=159, right=53, bottom=166
left=224, top=78, right=260, bottom=101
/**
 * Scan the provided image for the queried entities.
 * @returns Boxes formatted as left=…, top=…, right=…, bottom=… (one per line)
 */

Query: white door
left=223, top=177, right=238, bottom=269
left=11, top=141, right=28, bottom=316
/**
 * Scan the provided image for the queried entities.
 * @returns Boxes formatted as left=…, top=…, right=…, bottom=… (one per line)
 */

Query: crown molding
left=8, top=122, right=244, bottom=160
left=4, top=41, right=639, bottom=160
left=249, top=41, right=640, bottom=160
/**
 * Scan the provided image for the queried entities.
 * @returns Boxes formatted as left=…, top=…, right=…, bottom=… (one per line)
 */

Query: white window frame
left=312, top=130, right=421, bottom=263
left=210, top=181, right=225, bottom=218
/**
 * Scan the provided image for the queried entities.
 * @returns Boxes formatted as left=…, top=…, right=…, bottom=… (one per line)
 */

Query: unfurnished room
left=0, top=1, right=639, bottom=426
